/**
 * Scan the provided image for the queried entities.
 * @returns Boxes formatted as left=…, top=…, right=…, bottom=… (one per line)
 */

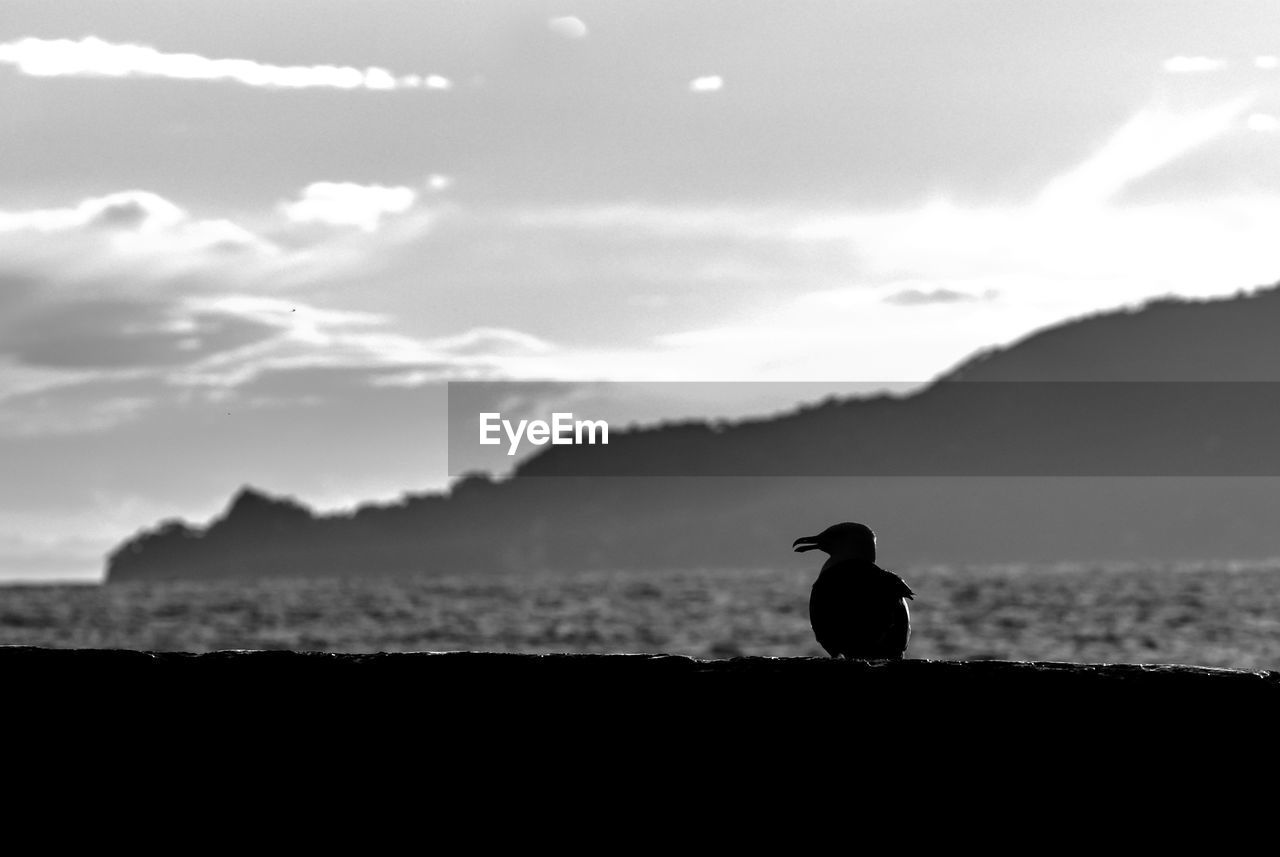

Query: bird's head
left=793, top=522, right=877, bottom=562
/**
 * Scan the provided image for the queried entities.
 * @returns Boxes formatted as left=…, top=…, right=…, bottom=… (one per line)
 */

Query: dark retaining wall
left=5, top=647, right=1276, bottom=779
left=7, top=647, right=1267, bottom=823
left=6, top=646, right=1276, bottom=717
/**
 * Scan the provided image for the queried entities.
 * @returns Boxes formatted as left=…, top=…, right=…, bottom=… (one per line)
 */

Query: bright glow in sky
left=3, top=1, right=1280, bottom=580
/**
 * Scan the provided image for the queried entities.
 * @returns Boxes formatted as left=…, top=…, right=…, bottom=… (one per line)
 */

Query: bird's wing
left=877, top=568, right=915, bottom=601
left=870, top=597, right=911, bottom=655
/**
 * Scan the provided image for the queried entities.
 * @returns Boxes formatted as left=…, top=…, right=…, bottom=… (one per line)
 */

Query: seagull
left=793, top=522, right=915, bottom=659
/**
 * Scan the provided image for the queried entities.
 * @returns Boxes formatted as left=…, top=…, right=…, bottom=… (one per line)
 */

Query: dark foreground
left=6, top=646, right=1276, bottom=807
left=6, top=646, right=1277, bottom=731
left=7, top=644, right=1277, bottom=688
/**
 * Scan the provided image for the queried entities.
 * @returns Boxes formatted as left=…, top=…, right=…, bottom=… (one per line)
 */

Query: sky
left=3, top=1, right=1280, bottom=581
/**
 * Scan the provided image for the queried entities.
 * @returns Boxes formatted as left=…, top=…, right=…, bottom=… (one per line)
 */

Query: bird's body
left=794, top=522, right=915, bottom=659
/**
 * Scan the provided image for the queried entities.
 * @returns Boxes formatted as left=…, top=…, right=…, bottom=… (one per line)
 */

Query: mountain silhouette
left=106, top=284, right=1280, bottom=582
left=944, top=287, right=1280, bottom=381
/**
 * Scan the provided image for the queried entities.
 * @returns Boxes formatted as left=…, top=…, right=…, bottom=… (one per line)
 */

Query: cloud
left=0, top=180, right=556, bottom=408
left=1163, top=56, right=1228, bottom=73
left=885, top=288, right=994, bottom=306
left=689, top=75, right=724, bottom=92
left=0, top=285, right=561, bottom=441
left=184, top=295, right=387, bottom=332
left=280, top=182, right=418, bottom=231
left=1257, top=56, right=1280, bottom=70
left=160, top=298, right=418, bottom=386
left=0, top=191, right=291, bottom=330
left=0, top=184, right=532, bottom=403
left=0, top=190, right=185, bottom=233
left=0, top=181, right=444, bottom=326
left=0, top=289, right=412, bottom=389
left=0, top=299, right=281, bottom=370
left=431, top=327, right=556, bottom=357
left=0, top=36, right=452, bottom=92
left=160, top=296, right=558, bottom=389
left=548, top=17, right=589, bottom=39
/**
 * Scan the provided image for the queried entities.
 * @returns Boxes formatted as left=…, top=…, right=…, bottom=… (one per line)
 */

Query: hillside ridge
left=106, top=282, right=1280, bottom=581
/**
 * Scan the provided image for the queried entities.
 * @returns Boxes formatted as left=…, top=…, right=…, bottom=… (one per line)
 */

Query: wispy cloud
left=689, top=75, right=724, bottom=92
left=885, top=288, right=995, bottom=306
left=429, top=327, right=556, bottom=357
left=0, top=359, right=104, bottom=405
left=0, top=36, right=452, bottom=91
left=0, top=287, right=561, bottom=440
left=1037, top=96, right=1254, bottom=207
left=170, top=308, right=557, bottom=389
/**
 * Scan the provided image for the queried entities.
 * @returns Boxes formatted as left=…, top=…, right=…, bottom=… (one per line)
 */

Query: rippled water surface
left=4, top=562, right=1280, bottom=669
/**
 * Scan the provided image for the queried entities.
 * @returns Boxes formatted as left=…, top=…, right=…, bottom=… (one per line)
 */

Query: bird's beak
left=793, top=535, right=821, bottom=553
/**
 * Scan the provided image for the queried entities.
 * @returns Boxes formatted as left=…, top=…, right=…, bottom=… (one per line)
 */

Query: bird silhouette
left=793, top=522, right=915, bottom=659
